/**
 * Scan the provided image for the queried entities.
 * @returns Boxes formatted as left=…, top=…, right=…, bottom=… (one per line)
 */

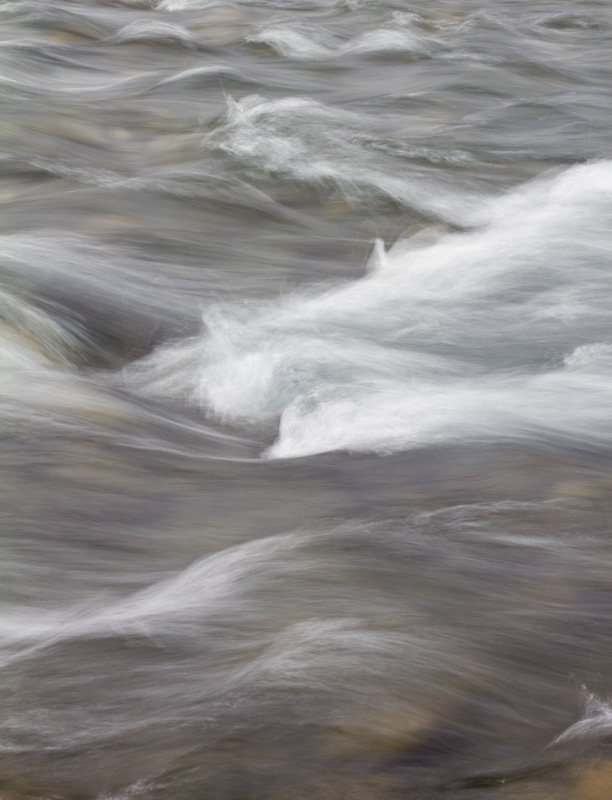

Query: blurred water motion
left=2, top=1, right=612, bottom=798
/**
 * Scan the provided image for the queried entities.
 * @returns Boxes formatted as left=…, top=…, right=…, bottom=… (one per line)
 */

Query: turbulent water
left=2, top=1, right=612, bottom=798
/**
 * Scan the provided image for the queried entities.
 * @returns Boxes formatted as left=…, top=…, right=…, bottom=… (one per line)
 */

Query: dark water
left=2, top=1, right=612, bottom=798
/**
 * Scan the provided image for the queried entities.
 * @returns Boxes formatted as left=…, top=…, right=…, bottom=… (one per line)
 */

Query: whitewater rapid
left=127, top=160, right=612, bottom=457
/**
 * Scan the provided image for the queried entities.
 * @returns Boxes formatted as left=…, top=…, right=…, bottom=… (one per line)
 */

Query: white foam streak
left=112, top=20, right=197, bottom=46
left=247, top=23, right=432, bottom=60
left=128, top=160, right=612, bottom=458
left=247, top=24, right=340, bottom=59
left=207, top=94, right=482, bottom=223
left=552, top=690, right=612, bottom=745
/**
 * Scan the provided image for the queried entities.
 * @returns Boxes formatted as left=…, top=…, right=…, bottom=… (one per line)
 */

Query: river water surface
left=2, top=1, right=612, bottom=798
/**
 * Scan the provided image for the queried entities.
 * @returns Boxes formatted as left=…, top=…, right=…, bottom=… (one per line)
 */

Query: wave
left=205, top=94, right=484, bottom=222
left=127, top=160, right=612, bottom=458
left=246, top=22, right=434, bottom=60
left=111, top=20, right=198, bottom=47
left=158, top=0, right=361, bottom=9
left=551, top=690, right=612, bottom=747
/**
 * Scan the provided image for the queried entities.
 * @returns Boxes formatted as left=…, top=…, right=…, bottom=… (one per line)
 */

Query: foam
left=127, top=161, right=612, bottom=458
left=247, top=23, right=432, bottom=60
left=206, top=94, right=484, bottom=223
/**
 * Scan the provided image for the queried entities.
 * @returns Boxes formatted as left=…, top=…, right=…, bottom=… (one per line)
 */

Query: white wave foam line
left=127, top=160, right=612, bottom=458
left=112, top=21, right=197, bottom=47
left=551, top=689, right=612, bottom=746
left=206, top=94, right=483, bottom=224
left=2, top=525, right=441, bottom=707
left=159, top=65, right=242, bottom=85
left=246, top=22, right=433, bottom=60
left=158, top=0, right=348, bottom=9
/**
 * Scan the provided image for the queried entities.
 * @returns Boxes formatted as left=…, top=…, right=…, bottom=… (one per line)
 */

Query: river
left=2, top=1, right=612, bottom=798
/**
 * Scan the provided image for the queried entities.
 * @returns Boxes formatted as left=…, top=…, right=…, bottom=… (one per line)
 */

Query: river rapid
left=2, top=1, right=612, bottom=798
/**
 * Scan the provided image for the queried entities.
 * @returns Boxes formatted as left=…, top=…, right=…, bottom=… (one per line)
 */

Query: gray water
left=2, top=1, right=612, bottom=798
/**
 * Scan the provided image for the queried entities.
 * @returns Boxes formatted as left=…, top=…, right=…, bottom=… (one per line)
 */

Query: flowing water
left=2, top=1, right=612, bottom=798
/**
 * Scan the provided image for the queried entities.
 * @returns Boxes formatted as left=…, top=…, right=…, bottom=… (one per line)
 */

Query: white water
left=247, top=21, right=434, bottom=60
left=206, top=94, right=484, bottom=224
left=129, top=160, right=612, bottom=457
